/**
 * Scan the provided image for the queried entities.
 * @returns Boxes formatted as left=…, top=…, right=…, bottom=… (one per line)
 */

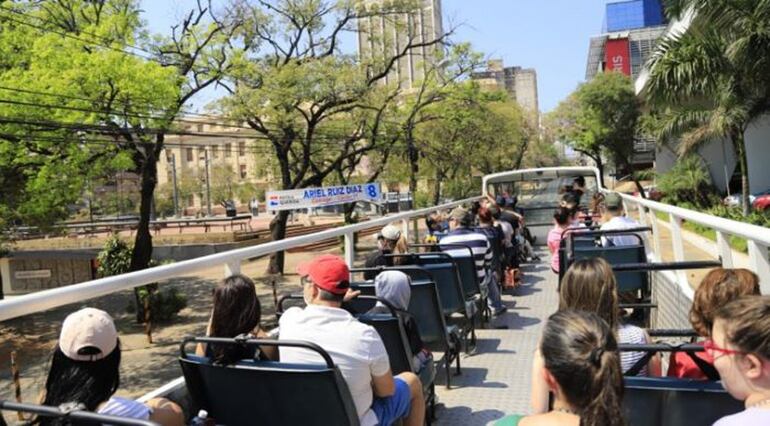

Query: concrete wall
left=651, top=271, right=693, bottom=330
left=655, top=116, right=770, bottom=194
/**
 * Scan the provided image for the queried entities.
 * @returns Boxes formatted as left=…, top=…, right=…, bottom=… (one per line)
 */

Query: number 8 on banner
left=366, top=184, right=378, bottom=198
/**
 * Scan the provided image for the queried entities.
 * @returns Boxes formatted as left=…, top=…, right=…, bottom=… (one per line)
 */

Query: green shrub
left=97, top=234, right=186, bottom=323
left=657, top=155, right=715, bottom=208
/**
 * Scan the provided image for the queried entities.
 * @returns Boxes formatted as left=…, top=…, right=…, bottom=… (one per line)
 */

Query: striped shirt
left=619, top=323, right=649, bottom=376
left=440, top=227, right=492, bottom=280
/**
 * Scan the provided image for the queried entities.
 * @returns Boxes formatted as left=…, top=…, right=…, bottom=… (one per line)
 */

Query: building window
left=197, top=146, right=205, bottom=161
left=224, top=143, right=232, bottom=157
left=238, top=141, right=246, bottom=157
left=197, top=124, right=204, bottom=132
left=186, top=148, right=193, bottom=162
left=211, top=145, right=219, bottom=159
left=239, top=164, right=247, bottom=179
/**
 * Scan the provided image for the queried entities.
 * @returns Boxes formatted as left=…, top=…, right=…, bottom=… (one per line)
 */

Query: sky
left=140, top=0, right=609, bottom=113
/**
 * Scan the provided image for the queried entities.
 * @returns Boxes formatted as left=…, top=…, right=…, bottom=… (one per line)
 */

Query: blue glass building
left=603, top=0, right=666, bottom=32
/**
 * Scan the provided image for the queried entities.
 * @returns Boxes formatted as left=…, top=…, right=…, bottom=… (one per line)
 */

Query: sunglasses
left=704, top=339, right=746, bottom=359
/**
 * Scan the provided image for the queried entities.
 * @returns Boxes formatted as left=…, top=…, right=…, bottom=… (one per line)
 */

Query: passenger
left=476, top=207, right=506, bottom=282
left=369, top=271, right=434, bottom=377
left=710, top=296, right=770, bottom=426
left=600, top=192, right=641, bottom=247
left=668, top=268, right=760, bottom=380
left=530, top=258, right=660, bottom=414
left=572, top=176, right=586, bottom=199
left=279, top=255, right=425, bottom=426
left=197, top=274, right=277, bottom=363
left=490, top=204, right=520, bottom=287
left=547, top=207, right=571, bottom=275
left=440, top=206, right=506, bottom=316
left=364, top=224, right=408, bottom=280
left=497, top=310, right=625, bottom=426
left=37, top=308, right=183, bottom=426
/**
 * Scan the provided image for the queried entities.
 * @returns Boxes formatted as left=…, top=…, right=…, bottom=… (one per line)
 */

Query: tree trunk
left=343, top=203, right=355, bottom=224
left=267, top=210, right=290, bottom=274
left=732, top=130, right=751, bottom=216
left=595, top=155, right=606, bottom=188
left=407, top=136, right=419, bottom=198
left=432, top=170, right=442, bottom=206
left=129, top=146, right=158, bottom=323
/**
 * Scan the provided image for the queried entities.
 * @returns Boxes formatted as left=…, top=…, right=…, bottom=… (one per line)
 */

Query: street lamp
left=199, top=148, right=212, bottom=217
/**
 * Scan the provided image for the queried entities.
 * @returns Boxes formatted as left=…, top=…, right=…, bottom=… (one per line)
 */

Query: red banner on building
left=605, top=38, right=631, bottom=76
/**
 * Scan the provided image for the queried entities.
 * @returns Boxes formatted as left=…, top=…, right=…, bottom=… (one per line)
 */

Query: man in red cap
left=279, top=254, right=424, bottom=426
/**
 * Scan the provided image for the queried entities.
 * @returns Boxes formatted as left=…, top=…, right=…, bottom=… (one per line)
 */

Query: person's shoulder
left=713, top=409, right=770, bottom=426
left=99, top=397, right=151, bottom=419
left=618, top=323, right=647, bottom=343
left=279, top=306, right=305, bottom=326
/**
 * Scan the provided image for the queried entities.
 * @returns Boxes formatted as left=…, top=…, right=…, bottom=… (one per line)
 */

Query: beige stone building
left=471, top=59, right=540, bottom=123
left=156, top=118, right=274, bottom=214
left=357, top=0, right=443, bottom=90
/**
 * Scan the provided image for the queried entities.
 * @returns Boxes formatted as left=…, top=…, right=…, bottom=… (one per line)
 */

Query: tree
left=220, top=0, right=451, bottom=274
left=548, top=72, right=642, bottom=192
left=643, top=0, right=770, bottom=215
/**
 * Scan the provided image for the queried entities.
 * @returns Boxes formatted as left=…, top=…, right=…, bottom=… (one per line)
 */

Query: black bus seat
left=623, top=377, right=742, bottom=426
left=0, top=400, right=159, bottom=426
left=179, top=337, right=360, bottom=426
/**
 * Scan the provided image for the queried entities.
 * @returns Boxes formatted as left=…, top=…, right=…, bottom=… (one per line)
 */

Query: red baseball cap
left=296, top=254, right=350, bottom=295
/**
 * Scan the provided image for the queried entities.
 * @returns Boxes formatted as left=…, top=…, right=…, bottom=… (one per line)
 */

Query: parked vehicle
left=723, top=189, right=770, bottom=207
left=752, top=194, right=770, bottom=211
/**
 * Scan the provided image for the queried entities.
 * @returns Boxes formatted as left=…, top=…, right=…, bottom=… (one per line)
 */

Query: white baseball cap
left=58, top=308, right=118, bottom=361
left=379, top=224, right=402, bottom=241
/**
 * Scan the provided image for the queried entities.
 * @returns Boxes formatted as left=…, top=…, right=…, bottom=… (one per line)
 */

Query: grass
left=653, top=211, right=749, bottom=253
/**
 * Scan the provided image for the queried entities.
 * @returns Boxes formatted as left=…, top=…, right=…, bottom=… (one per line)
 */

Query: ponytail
left=581, top=347, right=624, bottom=426
left=541, top=310, right=626, bottom=426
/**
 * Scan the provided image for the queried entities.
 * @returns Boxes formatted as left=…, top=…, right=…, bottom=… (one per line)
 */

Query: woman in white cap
left=36, top=308, right=183, bottom=426
left=363, top=223, right=409, bottom=280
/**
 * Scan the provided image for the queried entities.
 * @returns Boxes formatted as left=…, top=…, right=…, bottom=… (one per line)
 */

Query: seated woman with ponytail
left=495, top=309, right=625, bottom=426
left=530, top=258, right=660, bottom=413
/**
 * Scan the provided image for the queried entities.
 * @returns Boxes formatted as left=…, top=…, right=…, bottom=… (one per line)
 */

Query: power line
left=0, top=8, right=154, bottom=61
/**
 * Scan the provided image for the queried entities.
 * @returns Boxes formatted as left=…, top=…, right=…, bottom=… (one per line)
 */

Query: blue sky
left=140, top=0, right=608, bottom=112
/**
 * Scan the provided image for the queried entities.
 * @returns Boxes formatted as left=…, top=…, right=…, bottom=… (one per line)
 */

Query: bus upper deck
left=1, top=166, right=769, bottom=426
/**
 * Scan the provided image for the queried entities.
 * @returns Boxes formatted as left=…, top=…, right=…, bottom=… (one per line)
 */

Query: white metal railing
left=620, top=193, right=770, bottom=295
left=0, top=197, right=481, bottom=322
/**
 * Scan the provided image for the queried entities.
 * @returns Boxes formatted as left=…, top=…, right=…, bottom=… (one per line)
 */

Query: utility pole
left=170, top=153, right=180, bottom=217
left=203, top=148, right=212, bottom=217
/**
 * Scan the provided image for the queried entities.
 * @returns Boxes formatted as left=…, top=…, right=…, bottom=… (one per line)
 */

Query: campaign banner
left=605, top=38, right=631, bottom=76
left=266, top=183, right=382, bottom=211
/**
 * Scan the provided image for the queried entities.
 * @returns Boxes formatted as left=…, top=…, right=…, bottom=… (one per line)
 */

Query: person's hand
left=343, top=288, right=361, bottom=302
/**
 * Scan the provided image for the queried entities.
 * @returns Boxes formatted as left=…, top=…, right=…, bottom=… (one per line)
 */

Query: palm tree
left=643, top=0, right=770, bottom=215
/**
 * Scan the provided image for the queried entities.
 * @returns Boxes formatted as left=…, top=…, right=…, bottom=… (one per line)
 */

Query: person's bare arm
left=372, top=370, right=396, bottom=397
left=644, top=330, right=662, bottom=376
left=254, top=327, right=279, bottom=360
left=146, top=398, right=184, bottom=426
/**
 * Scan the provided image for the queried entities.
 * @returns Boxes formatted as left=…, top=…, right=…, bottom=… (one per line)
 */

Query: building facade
left=357, top=0, right=443, bottom=89
left=584, top=0, right=668, bottom=170
left=156, top=118, right=274, bottom=215
left=471, top=60, right=540, bottom=119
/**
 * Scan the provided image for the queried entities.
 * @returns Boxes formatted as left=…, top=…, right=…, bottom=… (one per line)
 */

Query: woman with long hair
left=496, top=310, right=625, bottom=426
left=530, top=258, right=660, bottom=413
left=668, top=268, right=760, bottom=379
left=37, top=308, right=182, bottom=426
left=198, top=274, right=276, bottom=363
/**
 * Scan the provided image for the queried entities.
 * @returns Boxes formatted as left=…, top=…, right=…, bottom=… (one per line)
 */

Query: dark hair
left=317, top=288, right=345, bottom=303
left=37, top=345, right=121, bottom=424
left=541, top=310, right=625, bottom=426
left=210, top=274, right=261, bottom=364
left=478, top=207, right=493, bottom=224
left=690, top=268, right=760, bottom=337
left=553, top=207, right=571, bottom=226
left=559, top=258, right=619, bottom=330
left=574, top=176, right=586, bottom=187
left=713, top=295, right=770, bottom=359
left=561, top=192, right=579, bottom=207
